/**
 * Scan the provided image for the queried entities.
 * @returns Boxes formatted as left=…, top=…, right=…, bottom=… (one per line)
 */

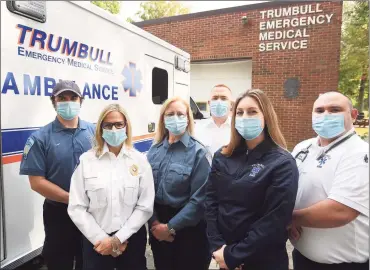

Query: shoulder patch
left=23, top=137, right=35, bottom=160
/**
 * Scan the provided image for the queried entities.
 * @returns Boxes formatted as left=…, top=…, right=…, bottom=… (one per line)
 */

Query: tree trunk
left=357, top=73, right=366, bottom=112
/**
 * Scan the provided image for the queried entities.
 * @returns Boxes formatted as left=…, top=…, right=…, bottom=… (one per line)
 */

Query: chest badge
left=130, top=164, right=139, bottom=176
left=249, top=164, right=265, bottom=177
left=317, top=155, right=330, bottom=168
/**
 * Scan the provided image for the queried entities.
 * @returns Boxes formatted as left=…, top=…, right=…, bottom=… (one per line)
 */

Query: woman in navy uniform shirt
left=205, top=89, right=298, bottom=270
left=147, top=96, right=211, bottom=270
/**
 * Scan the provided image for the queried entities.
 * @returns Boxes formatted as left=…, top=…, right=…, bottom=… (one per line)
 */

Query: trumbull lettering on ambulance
left=16, top=24, right=114, bottom=74
left=259, top=4, right=334, bottom=52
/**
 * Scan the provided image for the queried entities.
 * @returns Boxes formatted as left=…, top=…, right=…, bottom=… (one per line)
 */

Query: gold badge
left=130, top=164, right=139, bottom=176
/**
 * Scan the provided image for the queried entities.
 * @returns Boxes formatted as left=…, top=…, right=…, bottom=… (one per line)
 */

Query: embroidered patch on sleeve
left=23, top=137, right=35, bottom=160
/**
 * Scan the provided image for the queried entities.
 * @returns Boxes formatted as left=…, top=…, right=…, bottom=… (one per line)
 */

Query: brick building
left=135, top=1, right=343, bottom=149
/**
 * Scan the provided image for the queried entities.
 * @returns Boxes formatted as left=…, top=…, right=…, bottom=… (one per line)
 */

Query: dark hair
left=50, top=95, right=84, bottom=108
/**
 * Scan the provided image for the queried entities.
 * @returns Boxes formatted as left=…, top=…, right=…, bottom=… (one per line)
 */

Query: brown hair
left=93, top=103, right=133, bottom=157
left=221, top=89, right=287, bottom=156
left=154, top=96, right=195, bottom=144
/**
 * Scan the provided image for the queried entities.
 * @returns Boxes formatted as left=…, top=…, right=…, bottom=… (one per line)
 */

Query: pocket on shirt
left=123, top=179, right=139, bottom=206
left=85, top=178, right=107, bottom=209
left=165, top=163, right=191, bottom=195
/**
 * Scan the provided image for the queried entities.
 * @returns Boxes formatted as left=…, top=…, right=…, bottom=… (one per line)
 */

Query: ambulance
left=1, top=1, right=203, bottom=268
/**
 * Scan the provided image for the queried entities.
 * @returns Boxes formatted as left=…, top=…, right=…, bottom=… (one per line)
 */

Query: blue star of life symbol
left=317, top=155, right=330, bottom=168
left=121, top=62, right=143, bottom=97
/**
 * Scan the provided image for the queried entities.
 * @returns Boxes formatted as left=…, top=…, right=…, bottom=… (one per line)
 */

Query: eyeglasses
left=101, top=121, right=126, bottom=130
left=164, top=112, right=187, bottom=118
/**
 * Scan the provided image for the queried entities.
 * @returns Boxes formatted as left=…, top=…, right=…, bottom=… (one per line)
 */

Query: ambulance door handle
left=148, top=122, right=155, bottom=133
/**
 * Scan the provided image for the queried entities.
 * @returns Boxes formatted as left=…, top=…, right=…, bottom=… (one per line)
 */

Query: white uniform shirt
left=194, top=117, right=231, bottom=155
left=68, top=143, right=155, bottom=245
left=291, top=129, right=369, bottom=264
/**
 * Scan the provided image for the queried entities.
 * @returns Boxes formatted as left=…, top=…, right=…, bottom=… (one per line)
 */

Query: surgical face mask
left=102, top=127, right=127, bottom=147
left=164, top=115, right=188, bottom=136
left=312, top=114, right=345, bottom=139
left=56, top=101, right=80, bottom=120
left=235, top=117, right=263, bottom=140
left=210, top=100, right=229, bottom=118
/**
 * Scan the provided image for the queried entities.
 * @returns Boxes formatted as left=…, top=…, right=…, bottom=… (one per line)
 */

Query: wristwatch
left=166, top=224, right=176, bottom=236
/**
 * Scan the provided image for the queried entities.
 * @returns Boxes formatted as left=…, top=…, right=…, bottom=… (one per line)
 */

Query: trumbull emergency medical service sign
left=259, top=3, right=334, bottom=52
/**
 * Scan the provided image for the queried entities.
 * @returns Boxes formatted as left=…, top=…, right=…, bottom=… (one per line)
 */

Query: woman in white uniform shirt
left=68, top=104, right=155, bottom=270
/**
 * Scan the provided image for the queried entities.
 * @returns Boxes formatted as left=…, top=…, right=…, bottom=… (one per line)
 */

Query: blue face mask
left=210, top=100, right=229, bottom=118
left=235, top=117, right=263, bottom=140
left=312, top=114, right=345, bottom=139
left=56, top=101, right=80, bottom=120
left=164, top=115, right=188, bottom=135
left=102, top=128, right=127, bottom=147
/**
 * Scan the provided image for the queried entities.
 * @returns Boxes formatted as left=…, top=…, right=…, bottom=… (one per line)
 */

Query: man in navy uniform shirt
left=20, top=80, right=95, bottom=270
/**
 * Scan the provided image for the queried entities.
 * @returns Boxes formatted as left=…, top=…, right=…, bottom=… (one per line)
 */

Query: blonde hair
left=94, top=103, right=133, bottom=157
left=154, top=96, right=195, bottom=144
left=222, top=89, right=287, bottom=156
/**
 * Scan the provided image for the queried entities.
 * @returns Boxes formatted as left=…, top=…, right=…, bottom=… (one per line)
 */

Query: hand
left=212, top=245, right=228, bottom=269
left=288, top=224, right=302, bottom=242
left=94, top=237, right=113, bottom=256
left=151, top=223, right=172, bottom=241
left=163, top=234, right=175, bottom=242
left=110, top=241, right=128, bottom=257
left=151, top=220, right=160, bottom=227
left=119, top=241, right=128, bottom=252
left=287, top=214, right=303, bottom=242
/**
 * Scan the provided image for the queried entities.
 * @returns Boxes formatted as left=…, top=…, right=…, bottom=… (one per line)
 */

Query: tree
left=135, top=1, right=190, bottom=21
left=91, top=1, right=120, bottom=15
left=339, top=1, right=369, bottom=112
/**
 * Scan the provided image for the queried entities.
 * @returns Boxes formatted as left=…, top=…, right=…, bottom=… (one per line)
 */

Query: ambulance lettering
left=1, top=72, right=118, bottom=100
left=16, top=24, right=113, bottom=65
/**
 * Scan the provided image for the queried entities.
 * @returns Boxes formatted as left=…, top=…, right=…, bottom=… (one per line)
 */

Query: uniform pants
left=293, top=249, right=369, bottom=270
left=82, top=225, right=147, bottom=270
left=149, top=203, right=211, bottom=270
left=42, top=200, right=83, bottom=270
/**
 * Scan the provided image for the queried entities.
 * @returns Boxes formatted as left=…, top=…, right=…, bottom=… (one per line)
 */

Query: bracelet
left=111, top=236, right=122, bottom=255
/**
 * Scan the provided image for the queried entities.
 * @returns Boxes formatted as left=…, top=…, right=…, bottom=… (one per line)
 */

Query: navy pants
left=82, top=225, right=147, bottom=270
left=149, top=203, right=211, bottom=270
left=42, top=200, right=83, bottom=270
left=293, top=249, right=369, bottom=270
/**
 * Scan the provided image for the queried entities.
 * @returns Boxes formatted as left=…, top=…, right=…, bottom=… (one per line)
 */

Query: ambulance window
left=152, top=67, right=168, bottom=104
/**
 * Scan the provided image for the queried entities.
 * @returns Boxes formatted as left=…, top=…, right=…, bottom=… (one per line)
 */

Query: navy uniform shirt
left=20, top=118, right=95, bottom=194
left=205, top=138, right=298, bottom=269
left=146, top=132, right=211, bottom=231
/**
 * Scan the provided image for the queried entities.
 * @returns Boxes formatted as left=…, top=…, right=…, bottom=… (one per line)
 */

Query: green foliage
left=339, top=1, right=369, bottom=111
left=360, top=132, right=369, bottom=142
left=91, top=1, right=120, bottom=14
left=135, top=1, right=190, bottom=21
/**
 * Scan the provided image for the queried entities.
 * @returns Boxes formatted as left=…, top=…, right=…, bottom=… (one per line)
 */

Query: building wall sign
left=259, top=4, right=334, bottom=52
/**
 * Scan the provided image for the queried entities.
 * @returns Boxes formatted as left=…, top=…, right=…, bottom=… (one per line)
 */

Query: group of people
left=19, top=80, right=369, bottom=270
